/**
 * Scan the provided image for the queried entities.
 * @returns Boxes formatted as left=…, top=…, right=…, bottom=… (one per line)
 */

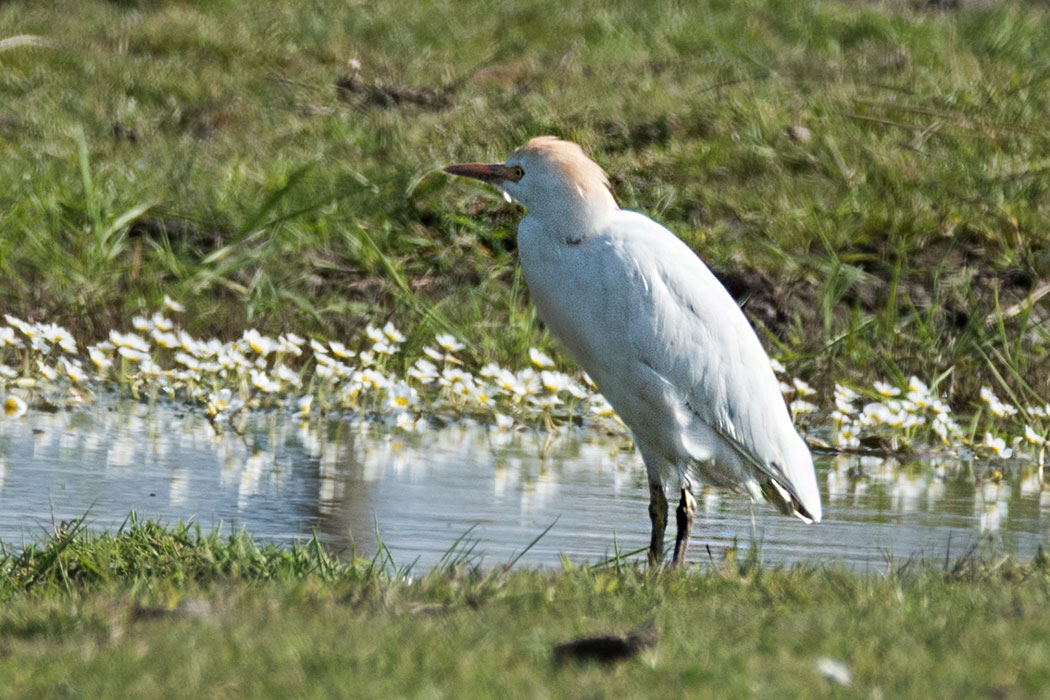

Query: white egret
left=445, top=137, right=821, bottom=567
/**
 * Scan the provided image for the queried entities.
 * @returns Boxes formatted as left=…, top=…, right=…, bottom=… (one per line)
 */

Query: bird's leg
left=647, top=482, right=668, bottom=567
left=671, top=487, right=697, bottom=568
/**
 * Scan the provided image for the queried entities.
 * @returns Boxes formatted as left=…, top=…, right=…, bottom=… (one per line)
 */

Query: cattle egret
left=444, top=137, right=821, bottom=567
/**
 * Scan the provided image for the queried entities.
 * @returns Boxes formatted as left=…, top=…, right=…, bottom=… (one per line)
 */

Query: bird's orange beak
left=443, top=162, right=520, bottom=184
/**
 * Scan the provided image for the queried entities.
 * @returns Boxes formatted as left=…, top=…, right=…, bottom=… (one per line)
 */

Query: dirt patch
left=599, top=114, right=680, bottom=154
left=127, top=216, right=228, bottom=254
left=335, top=60, right=454, bottom=112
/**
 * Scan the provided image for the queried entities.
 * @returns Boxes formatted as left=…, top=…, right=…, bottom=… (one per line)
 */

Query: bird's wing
left=608, top=211, right=820, bottom=519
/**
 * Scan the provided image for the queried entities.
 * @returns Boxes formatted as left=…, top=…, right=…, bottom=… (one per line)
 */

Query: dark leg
left=671, top=487, right=697, bottom=568
left=647, top=481, right=668, bottom=566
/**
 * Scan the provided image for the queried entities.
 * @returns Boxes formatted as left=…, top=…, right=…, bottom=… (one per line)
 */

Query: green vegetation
left=0, top=519, right=1049, bottom=698
left=4, top=3, right=1050, bottom=692
left=1, top=0, right=1049, bottom=407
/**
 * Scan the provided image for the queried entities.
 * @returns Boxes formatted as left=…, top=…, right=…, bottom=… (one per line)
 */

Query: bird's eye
left=511, top=166, right=524, bottom=180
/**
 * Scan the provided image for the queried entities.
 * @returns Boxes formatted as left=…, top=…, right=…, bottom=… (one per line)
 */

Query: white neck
left=524, top=182, right=618, bottom=244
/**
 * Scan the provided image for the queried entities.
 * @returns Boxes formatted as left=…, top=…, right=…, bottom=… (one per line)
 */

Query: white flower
left=859, top=402, right=893, bottom=426
left=834, top=397, right=856, bottom=415
left=901, top=413, right=925, bottom=429
left=528, top=347, right=554, bottom=368
left=118, top=346, right=150, bottom=363
left=174, top=352, right=200, bottom=371
left=383, top=322, right=406, bottom=344
left=792, top=378, right=815, bottom=397
left=588, top=395, right=616, bottom=418
left=978, top=386, right=1016, bottom=416
left=25, top=335, right=50, bottom=354
left=395, top=412, right=420, bottom=432
left=515, top=368, right=541, bottom=395
left=88, top=346, right=114, bottom=372
left=151, top=329, right=180, bottom=349
left=3, top=394, right=27, bottom=418
left=993, top=401, right=1018, bottom=418
left=422, top=345, right=445, bottom=362
left=275, top=364, right=302, bottom=388
left=983, top=432, right=1013, bottom=459
left=38, top=323, right=77, bottom=353
left=439, top=367, right=474, bottom=389
left=60, top=358, right=88, bottom=383
left=297, top=395, right=313, bottom=415
left=494, top=369, right=527, bottom=397
left=4, top=315, right=33, bottom=336
left=251, top=370, right=282, bottom=393
left=218, top=347, right=249, bottom=370
left=386, top=381, right=419, bottom=411
left=314, top=351, right=337, bottom=368
left=207, top=389, right=233, bottom=416
left=109, top=330, right=150, bottom=353
left=769, top=358, right=786, bottom=374
left=540, top=370, right=571, bottom=393
left=1023, top=425, right=1047, bottom=446
left=835, top=425, right=860, bottom=449
left=243, top=329, right=278, bottom=356
left=0, top=326, right=22, bottom=348
left=365, top=325, right=384, bottom=343
left=790, top=399, right=818, bottom=416
left=279, top=334, right=305, bottom=356
left=494, top=413, right=514, bottom=430
left=132, top=315, right=151, bottom=332
left=329, top=341, right=354, bottom=359
left=179, top=331, right=202, bottom=356
left=435, top=333, right=465, bottom=353
left=873, top=380, right=900, bottom=398
left=372, top=339, right=396, bottom=356
left=150, top=313, right=174, bottom=332
left=931, top=417, right=950, bottom=443
left=834, top=384, right=859, bottom=403
left=529, top=393, right=563, bottom=409
left=163, top=295, right=186, bottom=313
left=834, top=384, right=858, bottom=414
left=565, top=381, right=589, bottom=400
left=407, top=358, right=439, bottom=384
left=354, top=368, right=389, bottom=390
left=309, top=338, right=330, bottom=355
left=471, top=385, right=495, bottom=408
left=906, top=376, right=929, bottom=396
left=906, top=387, right=932, bottom=408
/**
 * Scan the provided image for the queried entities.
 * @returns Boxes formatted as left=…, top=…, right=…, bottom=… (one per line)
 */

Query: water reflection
left=0, top=403, right=1047, bottom=569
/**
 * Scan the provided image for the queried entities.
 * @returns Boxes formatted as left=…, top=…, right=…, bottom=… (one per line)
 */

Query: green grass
left=2, top=0, right=1050, bottom=401
left=2, top=518, right=1050, bottom=698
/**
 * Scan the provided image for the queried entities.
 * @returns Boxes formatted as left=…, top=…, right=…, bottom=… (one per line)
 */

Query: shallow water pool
left=0, top=402, right=1047, bottom=571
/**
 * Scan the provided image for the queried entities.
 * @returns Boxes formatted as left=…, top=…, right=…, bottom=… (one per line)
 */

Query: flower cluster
left=0, top=308, right=621, bottom=436
left=2, top=304, right=1048, bottom=464
left=779, top=363, right=1049, bottom=462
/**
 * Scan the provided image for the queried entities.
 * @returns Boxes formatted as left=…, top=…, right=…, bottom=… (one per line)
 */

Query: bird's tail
left=761, top=478, right=821, bottom=524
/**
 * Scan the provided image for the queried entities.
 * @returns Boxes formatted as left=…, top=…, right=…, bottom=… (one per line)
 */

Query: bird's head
left=444, top=136, right=617, bottom=232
